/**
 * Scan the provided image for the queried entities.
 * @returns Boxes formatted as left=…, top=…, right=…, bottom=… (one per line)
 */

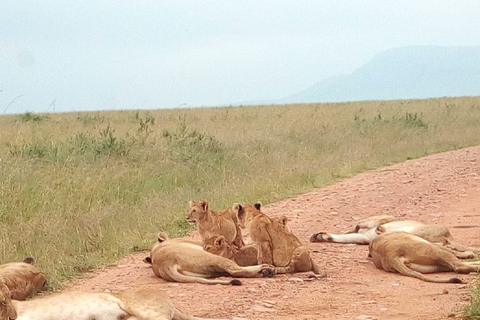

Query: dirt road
left=66, top=146, right=480, bottom=320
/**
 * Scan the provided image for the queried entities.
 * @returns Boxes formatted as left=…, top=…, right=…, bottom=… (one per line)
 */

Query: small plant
left=162, top=122, right=225, bottom=163
left=464, top=282, right=480, bottom=320
left=76, top=113, right=105, bottom=125
left=95, top=124, right=128, bottom=156
left=397, top=112, right=428, bottom=128
left=9, top=140, right=62, bottom=161
left=138, top=113, right=155, bottom=134
left=19, top=112, right=49, bottom=122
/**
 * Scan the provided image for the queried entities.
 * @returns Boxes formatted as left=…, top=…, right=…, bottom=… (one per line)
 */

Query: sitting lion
left=0, top=257, right=46, bottom=300
left=310, top=214, right=479, bottom=258
left=202, top=215, right=293, bottom=267
left=234, top=203, right=326, bottom=277
left=187, top=200, right=245, bottom=248
left=369, top=231, right=480, bottom=283
left=0, top=284, right=229, bottom=320
left=145, top=232, right=275, bottom=285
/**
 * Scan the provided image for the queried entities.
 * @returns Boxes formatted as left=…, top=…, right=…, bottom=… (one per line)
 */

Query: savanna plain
left=1, top=97, right=480, bottom=318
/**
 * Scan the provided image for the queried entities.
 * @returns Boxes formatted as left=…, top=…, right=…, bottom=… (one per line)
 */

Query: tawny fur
left=202, top=215, right=293, bottom=267
left=0, top=258, right=46, bottom=301
left=146, top=232, right=275, bottom=285
left=369, top=231, right=480, bottom=283
left=0, top=284, right=230, bottom=320
left=234, top=203, right=326, bottom=277
left=310, top=214, right=479, bottom=258
left=203, top=236, right=259, bottom=267
left=187, top=200, right=245, bottom=248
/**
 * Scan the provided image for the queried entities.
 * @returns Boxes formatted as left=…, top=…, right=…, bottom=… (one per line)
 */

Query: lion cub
left=187, top=200, right=245, bottom=248
left=203, top=215, right=292, bottom=267
left=203, top=235, right=259, bottom=267
left=0, top=257, right=46, bottom=301
left=234, top=203, right=326, bottom=277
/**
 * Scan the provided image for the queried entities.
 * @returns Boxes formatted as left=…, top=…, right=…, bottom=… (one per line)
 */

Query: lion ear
left=157, top=232, right=169, bottom=243
left=188, top=200, right=195, bottom=208
left=214, top=236, right=225, bottom=247
left=199, top=200, right=209, bottom=211
left=278, top=216, right=288, bottom=226
left=254, top=202, right=262, bottom=210
left=233, top=203, right=244, bottom=219
left=23, top=257, right=35, bottom=265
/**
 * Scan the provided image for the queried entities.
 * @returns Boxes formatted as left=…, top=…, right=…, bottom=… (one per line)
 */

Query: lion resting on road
left=203, top=235, right=259, bottom=267
left=145, top=232, right=275, bottom=285
left=0, top=257, right=46, bottom=301
left=187, top=200, right=245, bottom=248
left=0, top=284, right=230, bottom=320
left=234, top=203, right=326, bottom=277
left=310, top=214, right=479, bottom=258
left=369, top=231, right=480, bottom=283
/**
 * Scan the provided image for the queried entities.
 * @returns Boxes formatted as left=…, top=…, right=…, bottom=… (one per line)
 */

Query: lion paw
left=309, top=232, right=332, bottom=242
left=261, top=267, right=276, bottom=278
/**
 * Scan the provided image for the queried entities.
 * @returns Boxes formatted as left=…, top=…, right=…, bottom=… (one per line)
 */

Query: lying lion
left=203, top=235, right=259, bottom=267
left=310, top=214, right=479, bottom=257
left=0, top=283, right=230, bottom=320
left=234, top=203, right=326, bottom=277
left=187, top=200, right=245, bottom=248
left=369, top=231, right=480, bottom=283
left=145, top=232, right=275, bottom=285
left=0, top=257, right=46, bottom=301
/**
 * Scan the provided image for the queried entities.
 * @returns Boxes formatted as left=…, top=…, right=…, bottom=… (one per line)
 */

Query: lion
left=187, top=200, right=245, bottom=248
left=234, top=203, right=326, bottom=277
left=202, top=215, right=292, bottom=267
left=203, top=235, right=259, bottom=267
left=145, top=232, right=275, bottom=285
left=0, top=257, right=46, bottom=301
left=368, top=231, right=480, bottom=283
left=0, top=283, right=230, bottom=320
left=310, top=214, right=479, bottom=258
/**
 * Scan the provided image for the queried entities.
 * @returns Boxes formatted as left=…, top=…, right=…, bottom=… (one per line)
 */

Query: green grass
left=1, top=96, right=480, bottom=302
left=465, top=277, right=480, bottom=320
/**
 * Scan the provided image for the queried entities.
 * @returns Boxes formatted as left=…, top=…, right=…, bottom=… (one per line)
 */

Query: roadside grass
left=465, top=278, right=480, bottom=320
left=1, top=96, right=480, bottom=297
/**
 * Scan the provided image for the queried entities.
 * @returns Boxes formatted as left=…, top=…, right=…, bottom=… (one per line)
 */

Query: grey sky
left=1, top=1, right=480, bottom=114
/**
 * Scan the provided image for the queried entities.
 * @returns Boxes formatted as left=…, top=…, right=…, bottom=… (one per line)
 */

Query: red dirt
left=66, top=146, right=480, bottom=320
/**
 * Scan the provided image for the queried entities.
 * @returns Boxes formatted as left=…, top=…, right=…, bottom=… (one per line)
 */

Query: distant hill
left=282, top=46, right=480, bottom=103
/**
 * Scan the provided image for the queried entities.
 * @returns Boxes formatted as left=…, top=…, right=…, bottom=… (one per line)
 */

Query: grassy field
left=1, top=96, right=480, bottom=315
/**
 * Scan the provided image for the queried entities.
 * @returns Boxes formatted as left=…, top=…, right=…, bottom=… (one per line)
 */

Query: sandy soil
left=65, top=146, right=480, bottom=320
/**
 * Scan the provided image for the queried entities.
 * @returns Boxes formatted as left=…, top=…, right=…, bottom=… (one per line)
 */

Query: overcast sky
left=1, top=1, right=480, bottom=114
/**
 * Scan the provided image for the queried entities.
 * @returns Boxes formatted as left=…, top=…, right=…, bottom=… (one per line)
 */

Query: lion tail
left=165, top=264, right=242, bottom=286
left=389, top=258, right=463, bottom=283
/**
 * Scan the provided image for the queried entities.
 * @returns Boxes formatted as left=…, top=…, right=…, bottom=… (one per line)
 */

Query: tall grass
left=1, top=97, right=480, bottom=291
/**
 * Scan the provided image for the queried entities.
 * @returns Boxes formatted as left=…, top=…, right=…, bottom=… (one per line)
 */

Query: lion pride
left=234, top=203, right=326, bottom=277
